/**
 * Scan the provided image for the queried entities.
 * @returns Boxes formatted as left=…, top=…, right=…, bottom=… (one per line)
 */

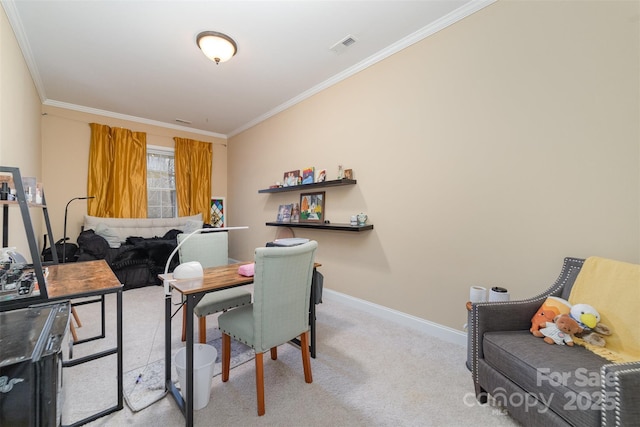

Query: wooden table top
left=159, top=262, right=321, bottom=296
left=46, top=259, right=123, bottom=299
left=159, top=262, right=254, bottom=295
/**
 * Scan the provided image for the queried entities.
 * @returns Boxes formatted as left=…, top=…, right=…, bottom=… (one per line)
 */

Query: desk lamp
left=162, top=226, right=248, bottom=296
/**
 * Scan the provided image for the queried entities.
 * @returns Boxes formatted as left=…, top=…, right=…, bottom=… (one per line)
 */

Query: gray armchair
left=470, top=257, right=640, bottom=426
left=218, top=240, right=318, bottom=416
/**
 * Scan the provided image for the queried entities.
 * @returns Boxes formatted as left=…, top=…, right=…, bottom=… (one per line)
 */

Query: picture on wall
left=283, top=170, right=300, bottom=187
left=211, top=197, right=225, bottom=227
left=300, top=191, right=325, bottom=222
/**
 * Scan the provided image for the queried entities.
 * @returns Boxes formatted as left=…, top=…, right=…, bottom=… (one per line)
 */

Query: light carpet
left=61, top=285, right=518, bottom=426
left=123, top=331, right=254, bottom=412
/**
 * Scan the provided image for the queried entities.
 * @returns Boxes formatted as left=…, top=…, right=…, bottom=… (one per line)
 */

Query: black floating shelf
left=258, top=179, right=357, bottom=193
left=265, top=222, right=373, bottom=232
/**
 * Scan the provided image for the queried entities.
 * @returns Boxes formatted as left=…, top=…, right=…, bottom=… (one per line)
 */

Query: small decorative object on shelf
left=344, top=169, right=353, bottom=180
left=276, top=204, right=293, bottom=223
left=337, top=164, right=343, bottom=179
left=302, top=167, right=315, bottom=185
left=316, top=169, right=326, bottom=183
left=291, top=203, right=300, bottom=222
left=300, top=191, right=325, bottom=222
left=283, top=170, right=300, bottom=187
left=357, top=212, right=368, bottom=226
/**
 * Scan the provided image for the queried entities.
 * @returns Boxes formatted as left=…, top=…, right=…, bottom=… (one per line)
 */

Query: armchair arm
left=601, top=361, right=640, bottom=427
left=470, top=257, right=585, bottom=398
left=470, top=298, right=547, bottom=374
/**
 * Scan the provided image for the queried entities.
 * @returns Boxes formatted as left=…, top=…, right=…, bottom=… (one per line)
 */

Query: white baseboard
left=322, top=288, right=467, bottom=347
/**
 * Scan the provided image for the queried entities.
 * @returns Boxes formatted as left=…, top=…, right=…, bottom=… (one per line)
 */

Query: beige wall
left=0, top=5, right=43, bottom=260
left=40, top=106, right=228, bottom=244
left=228, top=0, right=640, bottom=330
left=2, top=1, right=639, bottom=333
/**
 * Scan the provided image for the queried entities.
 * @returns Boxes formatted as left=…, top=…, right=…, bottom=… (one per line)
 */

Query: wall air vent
left=330, top=34, right=357, bottom=54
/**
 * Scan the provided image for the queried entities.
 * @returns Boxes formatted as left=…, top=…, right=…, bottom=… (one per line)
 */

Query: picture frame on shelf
left=344, top=169, right=353, bottom=180
left=302, top=167, right=315, bottom=184
left=283, top=170, right=300, bottom=187
left=276, top=204, right=293, bottom=223
left=299, top=191, right=325, bottom=223
left=316, top=169, right=327, bottom=183
left=210, top=197, right=225, bottom=227
left=291, top=202, right=300, bottom=223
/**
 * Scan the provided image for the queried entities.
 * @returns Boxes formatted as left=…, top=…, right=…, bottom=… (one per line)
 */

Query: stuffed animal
left=539, top=314, right=584, bottom=346
left=570, top=303, right=612, bottom=347
left=531, top=297, right=572, bottom=337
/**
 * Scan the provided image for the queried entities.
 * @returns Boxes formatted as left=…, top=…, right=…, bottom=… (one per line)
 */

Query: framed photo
left=210, top=197, right=225, bottom=227
left=302, top=167, right=315, bottom=185
left=283, top=170, right=300, bottom=187
left=344, top=169, right=353, bottom=180
left=316, top=169, right=327, bottom=183
left=299, top=191, right=325, bottom=223
left=277, top=204, right=293, bottom=222
left=291, top=202, right=300, bottom=222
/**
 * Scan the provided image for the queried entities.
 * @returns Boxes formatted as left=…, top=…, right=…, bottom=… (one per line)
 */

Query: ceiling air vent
left=330, top=35, right=357, bottom=54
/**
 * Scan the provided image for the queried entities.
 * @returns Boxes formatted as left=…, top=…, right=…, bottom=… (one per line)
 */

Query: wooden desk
left=46, top=260, right=124, bottom=427
left=161, top=261, right=321, bottom=427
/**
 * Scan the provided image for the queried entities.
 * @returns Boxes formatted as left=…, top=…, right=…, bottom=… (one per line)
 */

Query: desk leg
left=116, top=290, right=123, bottom=410
left=309, top=299, right=316, bottom=359
left=185, top=295, right=195, bottom=427
left=165, top=293, right=172, bottom=393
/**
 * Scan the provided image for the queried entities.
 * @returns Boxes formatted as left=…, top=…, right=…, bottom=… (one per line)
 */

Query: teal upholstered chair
left=218, top=240, right=318, bottom=416
left=178, top=232, right=252, bottom=343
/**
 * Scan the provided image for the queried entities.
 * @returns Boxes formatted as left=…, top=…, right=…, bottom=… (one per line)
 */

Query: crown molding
left=43, top=99, right=228, bottom=139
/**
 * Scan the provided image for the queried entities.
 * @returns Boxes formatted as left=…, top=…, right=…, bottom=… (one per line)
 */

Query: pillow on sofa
left=95, top=223, right=122, bottom=248
left=183, top=219, right=203, bottom=234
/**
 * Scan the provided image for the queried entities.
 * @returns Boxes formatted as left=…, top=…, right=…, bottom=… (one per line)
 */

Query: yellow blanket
left=568, top=256, right=640, bottom=363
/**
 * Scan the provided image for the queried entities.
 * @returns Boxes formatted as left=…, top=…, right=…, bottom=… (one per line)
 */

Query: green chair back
left=252, top=241, right=317, bottom=352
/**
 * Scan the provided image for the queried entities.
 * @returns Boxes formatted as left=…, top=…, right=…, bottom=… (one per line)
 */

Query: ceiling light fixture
left=196, top=31, right=237, bottom=64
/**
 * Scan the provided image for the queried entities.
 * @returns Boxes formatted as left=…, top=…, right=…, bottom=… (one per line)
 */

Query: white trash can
left=174, top=344, right=217, bottom=410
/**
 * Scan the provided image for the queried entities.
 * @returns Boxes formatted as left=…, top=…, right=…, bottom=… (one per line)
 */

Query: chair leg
left=300, top=331, right=312, bottom=383
left=270, top=347, right=277, bottom=360
left=198, top=316, right=207, bottom=344
left=71, top=307, right=82, bottom=327
left=255, top=352, right=265, bottom=416
left=222, top=333, right=231, bottom=382
left=70, top=322, right=78, bottom=343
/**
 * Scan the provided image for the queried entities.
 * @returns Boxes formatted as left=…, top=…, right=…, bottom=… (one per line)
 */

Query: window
left=147, top=146, right=176, bottom=218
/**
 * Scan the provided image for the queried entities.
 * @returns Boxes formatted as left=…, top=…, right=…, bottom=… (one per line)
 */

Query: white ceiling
left=4, top=0, right=491, bottom=138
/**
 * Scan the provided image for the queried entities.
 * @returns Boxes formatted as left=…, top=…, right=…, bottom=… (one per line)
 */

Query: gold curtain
left=174, top=137, right=212, bottom=224
left=87, top=123, right=147, bottom=218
